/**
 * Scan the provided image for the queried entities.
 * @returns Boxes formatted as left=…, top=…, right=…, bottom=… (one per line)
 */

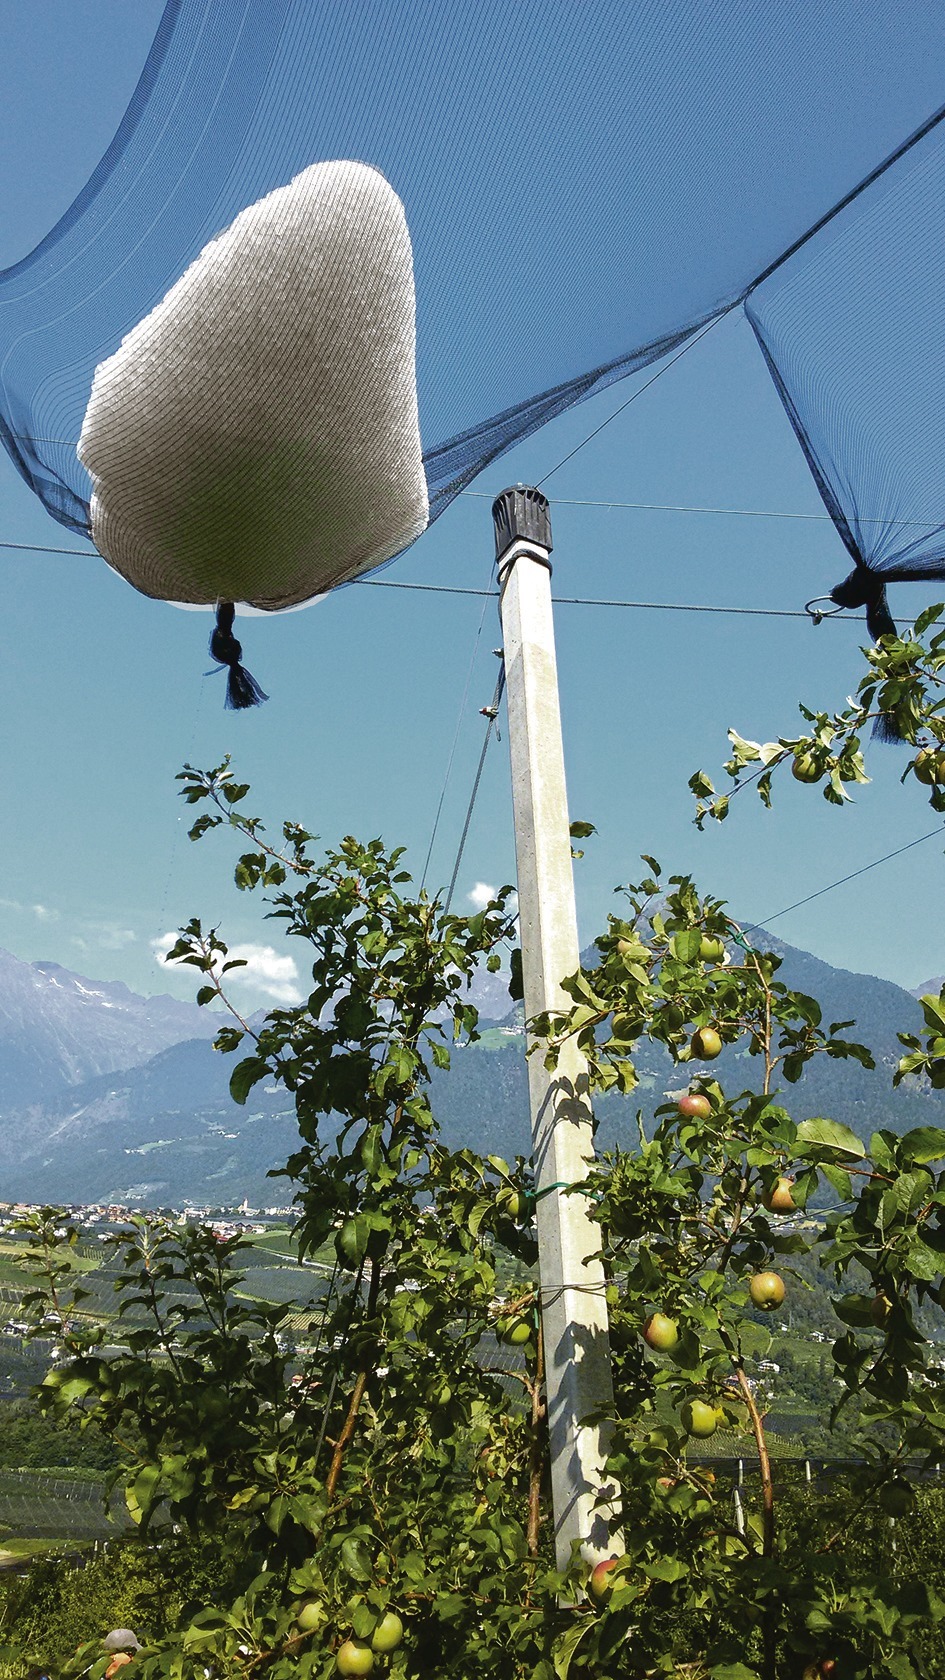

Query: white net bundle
left=78, top=160, right=428, bottom=614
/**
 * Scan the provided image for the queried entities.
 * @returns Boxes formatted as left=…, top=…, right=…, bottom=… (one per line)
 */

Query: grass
left=0, top=1536, right=74, bottom=1562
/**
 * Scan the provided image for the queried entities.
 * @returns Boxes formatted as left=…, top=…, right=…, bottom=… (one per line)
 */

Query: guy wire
left=444, top=663, right=507, bottom=915
left=419, top=560, right=494, bottom=893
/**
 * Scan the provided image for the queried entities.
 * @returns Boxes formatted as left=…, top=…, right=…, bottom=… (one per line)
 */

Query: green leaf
left=670, top=929, right=702, bottom=963
left=336, top=1215, right=370, bottom=1269
left=914, top=604, right=944, bottom=637
left=905, top=1238, right=941, bottom=1282
left=727, top=731, right=762, bottom=766
left=900, top=1127, right=945, bottom=1164
left=125, top=1463, right=161, bottom=1526
left=433, top=1594, right=466, bottom=1621
left=795, top=1118, right=866, bottom=1159
left=643, top=1556, right=685, bottom=1582
left=569, top=820, right=596, bottom=840
left=340, top=1535, right=374, bottom=1582
left=834, top=1293, right=875, bottom=1327
left=919, top=994, right=945, bottom=1035
left=229, top=1057, right=268, bottom=1105
left=553, top=1621, right=594, bottom=1680
left=820, top=1161, right=852, bottom=1200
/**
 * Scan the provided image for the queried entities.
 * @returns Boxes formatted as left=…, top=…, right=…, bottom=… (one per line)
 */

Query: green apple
left=749, top=1271, right=786, bottom=1311
left=336, top=1640, right=374, bottom=1677
left=681, top=1398, right=718, bottom=1438
left=879, top=1480, right=915, bottom=1518
left=611, top=1012, right=639, bottom=1040
left=642, top=1312, right=679, bottom=1352
left=677, top=1092, right=711, bottom=1120
left=296, top=1600, right=325, bottom=1634
left=690, top=1027, right=722, bottom=1061
left=913, top=749, right=945, bottom=785
left=792, top=753, right=822, bottom=783
left=370, top=1613, right=403, bottom=1654
left=588, top=1558, right=618, bottom=1600
left=699, top=936, right=725, bottom=963
left=495, top=1185, right=523, bottom=1220
left=498, top=1315, right=533, bottom=1346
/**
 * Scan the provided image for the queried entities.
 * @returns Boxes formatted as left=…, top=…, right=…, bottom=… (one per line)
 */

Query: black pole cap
left=492, top=485, right=553, bottom=562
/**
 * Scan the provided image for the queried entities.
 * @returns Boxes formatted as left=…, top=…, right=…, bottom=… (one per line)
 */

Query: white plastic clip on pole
left=493, top=485, right=619, bottom=1571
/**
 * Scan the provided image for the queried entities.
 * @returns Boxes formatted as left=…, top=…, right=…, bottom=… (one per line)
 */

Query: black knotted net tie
left=209, top=602, right=268, bottom=710
left=829, top=567, right=901, bottom=740
left=829, top=566, right=897, bottom=641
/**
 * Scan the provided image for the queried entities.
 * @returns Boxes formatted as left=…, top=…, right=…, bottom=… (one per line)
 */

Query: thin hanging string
left=0, top=545, right=870, bottom=619
left=208, top=601, right=268, bottom=709
left=459, top=494, right=943, bottom=529
left=359, top=581, right=867, bottom=620
left=743, top=823, right=945, bottom=934
left=153, top=667, right=209, bottom=949
left=535, top=314, right=727, bottom=487
left=419, top=561, right=495, bottom=894
left=444, top=665, right=506, bottom=914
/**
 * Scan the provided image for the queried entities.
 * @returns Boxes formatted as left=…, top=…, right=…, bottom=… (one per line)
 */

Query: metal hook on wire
left=804, top=595, right=848, bottom=626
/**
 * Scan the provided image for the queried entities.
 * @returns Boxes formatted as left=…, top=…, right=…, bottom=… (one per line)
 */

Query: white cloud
left=467, top=881, right=497, bottom=911
left=31, top=903, right=59, bottom=922
left=98, top=926, right=136, bottom=950
left=151, top=933, right=301, bottom=1005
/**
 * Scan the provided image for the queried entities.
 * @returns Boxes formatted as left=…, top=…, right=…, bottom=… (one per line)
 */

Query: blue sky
left=0, top=2, right=943, bottom=1009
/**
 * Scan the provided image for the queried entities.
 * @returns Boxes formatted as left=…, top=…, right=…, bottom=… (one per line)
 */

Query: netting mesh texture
left=2, top=0, right=945, bottom=624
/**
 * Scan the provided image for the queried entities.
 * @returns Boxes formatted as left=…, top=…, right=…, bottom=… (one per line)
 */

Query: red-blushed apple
left=690, top=1027, right=722, bottom=1060
left=588, top=1558, right=619, bottom=1600
left=336, top=1639, right=374, bottom=1677
left=749, top=1271, right=786, bottom=1311
left=677, top=1092, right=711, bottom=1120
left=642, top=1311, right=679, bottom=1352
left=870, top=1290, right=893, bottom=1328
left=762, top=1176, right=796, bottom=1214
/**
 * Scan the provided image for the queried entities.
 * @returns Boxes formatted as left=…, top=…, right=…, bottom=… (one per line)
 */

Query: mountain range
left=0, top=936, right=943, bottom=1208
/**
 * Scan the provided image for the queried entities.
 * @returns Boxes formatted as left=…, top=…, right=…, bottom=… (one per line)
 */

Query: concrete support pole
left=493, top=485, right=618, bottom=1570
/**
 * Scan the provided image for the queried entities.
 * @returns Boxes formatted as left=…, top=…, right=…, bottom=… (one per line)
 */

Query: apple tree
left=10, top=759, right=945, bottom=1680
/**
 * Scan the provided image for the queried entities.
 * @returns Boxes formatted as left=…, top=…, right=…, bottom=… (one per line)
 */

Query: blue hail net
left=3, top=0, right=945, bottom=641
